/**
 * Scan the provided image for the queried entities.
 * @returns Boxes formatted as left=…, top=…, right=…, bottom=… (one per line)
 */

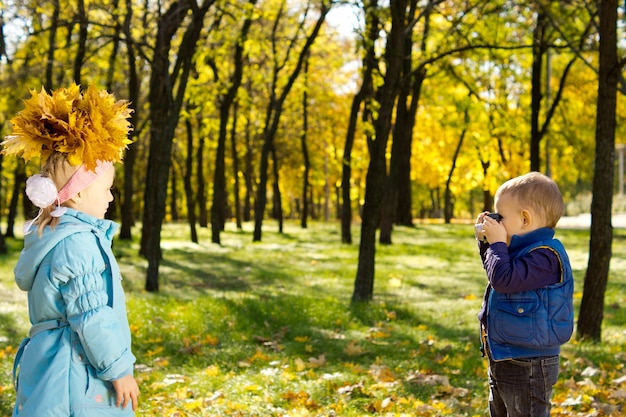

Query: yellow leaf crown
left=2, top=83, right=133, bottom=171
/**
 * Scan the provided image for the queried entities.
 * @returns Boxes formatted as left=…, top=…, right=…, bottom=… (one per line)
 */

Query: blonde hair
left=495, top=172, right=565, bottom=228
left=33, top=153, right=81, bottom=235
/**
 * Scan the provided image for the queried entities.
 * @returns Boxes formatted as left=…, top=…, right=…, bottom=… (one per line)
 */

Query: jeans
left=488, top=355, right=560, bottom=417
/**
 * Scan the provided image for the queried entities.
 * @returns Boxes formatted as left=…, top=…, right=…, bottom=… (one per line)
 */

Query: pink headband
left=57, top=161, right=114, bottom=204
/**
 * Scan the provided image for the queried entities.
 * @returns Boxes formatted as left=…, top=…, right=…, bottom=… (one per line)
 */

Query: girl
left=4, top=84, right=140, bottom=416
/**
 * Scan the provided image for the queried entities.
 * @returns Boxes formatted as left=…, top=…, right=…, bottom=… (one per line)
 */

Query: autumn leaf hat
left=1, top=84, right=133, bottom=228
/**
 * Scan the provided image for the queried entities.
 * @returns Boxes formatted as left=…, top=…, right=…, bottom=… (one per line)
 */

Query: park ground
left=0, top=216, right=625, bottom=416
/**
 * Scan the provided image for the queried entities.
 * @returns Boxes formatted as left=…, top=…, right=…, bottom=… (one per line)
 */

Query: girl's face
left=71, top=167, right=115, bottom=219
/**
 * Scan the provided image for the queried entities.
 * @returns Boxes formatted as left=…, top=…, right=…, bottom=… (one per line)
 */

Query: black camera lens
left=487, top=213, right=503, bottom=222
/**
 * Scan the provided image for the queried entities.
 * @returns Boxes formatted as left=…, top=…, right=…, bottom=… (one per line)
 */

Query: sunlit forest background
left=1, top=0, right=624, bottom=223
left=0, top=0, right=625, bottom=301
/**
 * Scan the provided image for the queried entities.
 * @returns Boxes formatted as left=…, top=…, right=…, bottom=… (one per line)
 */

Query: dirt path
left=557, top=213, right=626, bottom=229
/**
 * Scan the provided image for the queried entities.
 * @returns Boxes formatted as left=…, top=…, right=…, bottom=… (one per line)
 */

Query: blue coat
left=12, top=209, right=136, bottom=416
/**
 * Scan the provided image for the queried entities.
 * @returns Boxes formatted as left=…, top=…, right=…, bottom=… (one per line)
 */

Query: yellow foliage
left=3, top=84, right=133, bottom=170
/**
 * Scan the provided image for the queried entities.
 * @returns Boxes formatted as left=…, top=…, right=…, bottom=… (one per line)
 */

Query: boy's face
left=493, top=194, right=541, bottom=245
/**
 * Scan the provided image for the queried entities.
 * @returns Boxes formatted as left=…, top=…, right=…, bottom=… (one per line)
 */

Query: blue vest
left=486, top=238, right=574, bottom=361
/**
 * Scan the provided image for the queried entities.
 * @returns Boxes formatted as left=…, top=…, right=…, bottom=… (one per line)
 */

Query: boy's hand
left=481, top=215, right=506, bottom=244
left=112, top=374, right=140, bottom=411
left=474, top=212, right=489, bottom=241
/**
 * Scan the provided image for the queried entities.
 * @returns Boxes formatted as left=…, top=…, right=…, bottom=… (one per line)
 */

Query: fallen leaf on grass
left=337, top=382, right=364, bottom=395
left=365, top=396, right=394, bottom=413
left=406, top=370, right=450, bottom=386
left=162, top=374, right=187, bottom=386
left=369, top=365, right=396, bottom=383
left=308, top=354, right=326, bottom=367
left=204, top=365, right=219, bottom=377
left=343, top=340, right=365, bottom=356
left=294, top=357, right=306, bottom=372
left=612, top=375, right=626, bottom=385
left=281, top=391, right=319, bottom=409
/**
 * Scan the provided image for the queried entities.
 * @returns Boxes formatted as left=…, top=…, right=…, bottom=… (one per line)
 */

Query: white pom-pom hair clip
left=25, top=175, right=57, bottom=208
left=23, top=174, right=67, bottom=234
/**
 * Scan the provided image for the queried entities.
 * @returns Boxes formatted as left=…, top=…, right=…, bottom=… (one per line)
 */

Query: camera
left=486, top=213, right=503, bottom=222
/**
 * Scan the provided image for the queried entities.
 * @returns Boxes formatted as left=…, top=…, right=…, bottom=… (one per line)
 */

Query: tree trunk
left=170, top=164, right=179, bottom=221
left=271, top=145, right=283, bottom=233
left=211, top=104, right=228, bottom=243
left=5, top=160, right=26, bottom=238
left=380, top=0, right=427, bottom=241
left=0, top=153, right=5, bottom=254
left=341, top=0, right=378, bottom=244
left=184, top=116, right=198, bottom=243
left=231, top=102, right=243, bottom=230
left=105, top=0, right=121, bottom=91
left=352, top=0, right=405, bottom=302
left=211, top=3, right=254, bottom=243
left=196, top=113, right=208, bottom=228
left=444, top=104, right=469, bottom=223
left=577, top=0, right=618, bottom=342
left=300, top=54, right=310, bottom=229
left=45, top=0, right=59, bottom=90
left=119, top=0, right=139, bottom=240
left=73, top=0, right=88, bottom=84
left=253, top=2, right=329, bottom=241
left=142, top=0, right=214, bottom=292
left=530, top=11, right=547, bottom=172
left=243, top=117, right=254, bottom=222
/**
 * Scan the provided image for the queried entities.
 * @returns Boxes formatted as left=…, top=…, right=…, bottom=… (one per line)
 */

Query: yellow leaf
left=146, top=346, right=164, bottom=357
left=294, top=357, right=307, bottom=372
left=343, top=340, right=364, bottom=356
left=248, top=349, right=270, bottom=363
left=204, top=365, right=220, bottom=377
left=183, top=398, right=203, bottom=410
left=389, top=278, right=402, bottom=287
left=154, top=357, right=170, bottom=367
left=203, top=334, right=219, bottom=345
left=369, top=330, right=391, bottom=339
left=308, top=354, right=326, bottom=367
left=369, top=365, right=396, bottom=382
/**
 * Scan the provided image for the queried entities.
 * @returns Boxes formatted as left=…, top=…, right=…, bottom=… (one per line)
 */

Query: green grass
left=1, top=221, right=625, bottom=416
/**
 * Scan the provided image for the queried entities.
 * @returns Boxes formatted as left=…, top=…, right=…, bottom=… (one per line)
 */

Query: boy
left=475, top=172, right=574, bottom=417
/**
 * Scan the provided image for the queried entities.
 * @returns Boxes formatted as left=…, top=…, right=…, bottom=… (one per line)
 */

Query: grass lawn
left=1, top=220, right=625, bottom=416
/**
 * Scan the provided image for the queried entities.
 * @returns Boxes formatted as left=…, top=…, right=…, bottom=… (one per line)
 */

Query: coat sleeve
left=51, top=232, right=135, bottom=381
left=483, top=242, right=561, bottom=293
